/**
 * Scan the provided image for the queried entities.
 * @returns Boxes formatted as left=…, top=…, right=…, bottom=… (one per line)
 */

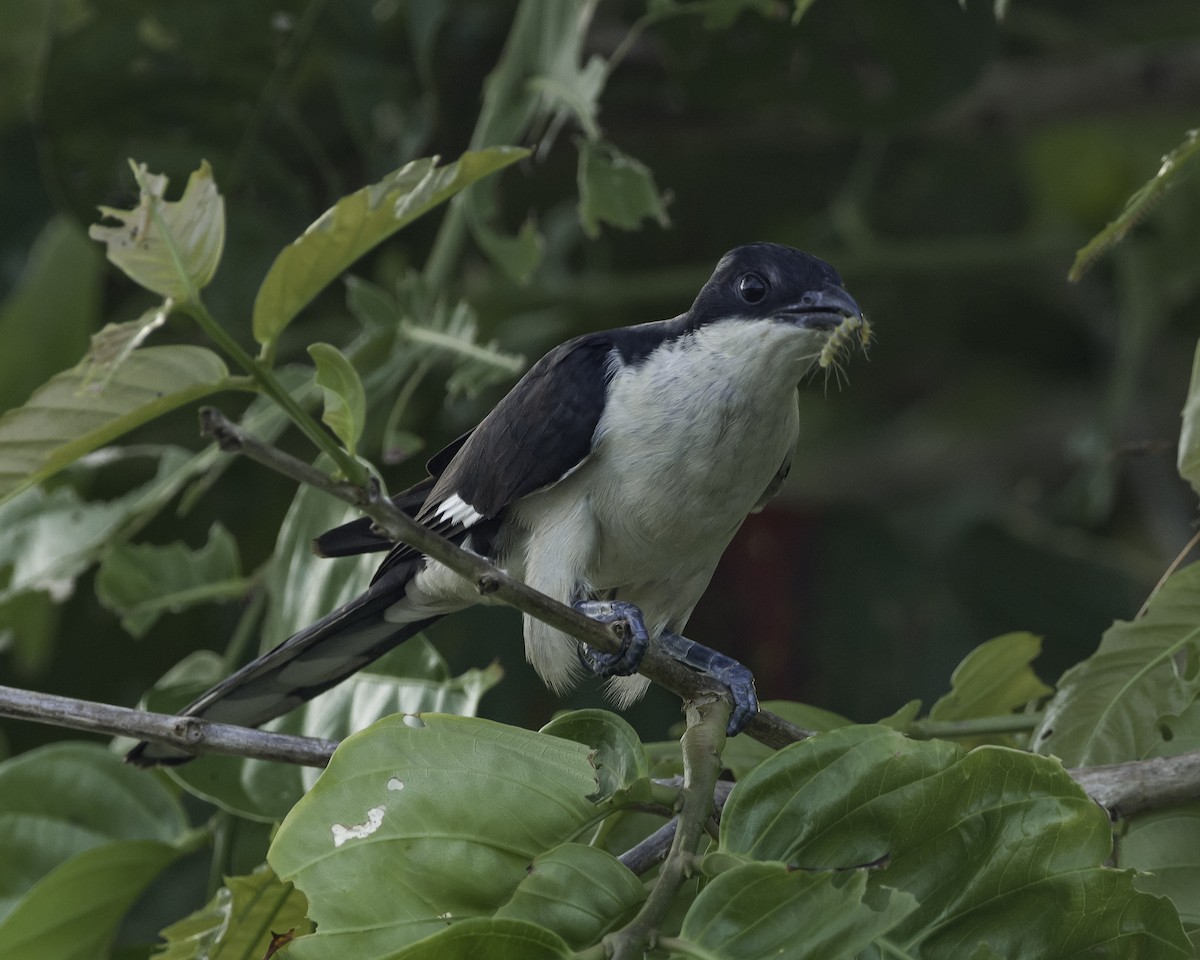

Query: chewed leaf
left=577, top=139, right=670, bottom=238
left=88, top=160, right=225, bottom=299
left=96, top=523, right=246, bottom=639
left=82, top=301, right=172, bottom=389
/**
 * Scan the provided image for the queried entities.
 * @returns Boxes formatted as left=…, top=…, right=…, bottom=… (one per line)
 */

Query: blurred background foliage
left=2, top=0, right=1200, bottom=758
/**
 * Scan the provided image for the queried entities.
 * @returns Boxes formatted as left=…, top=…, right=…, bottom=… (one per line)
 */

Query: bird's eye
left=737, top=273, right=768, bottom=304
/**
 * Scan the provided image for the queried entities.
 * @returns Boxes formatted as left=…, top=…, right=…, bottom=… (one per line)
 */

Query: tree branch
left=0, top=684, right=336, bottom=767
left=605, top=698, right=730, bottom=960
left=198, top=406, right=813, bottom=751
left=1069, top=753, right=1200, bottom=820
left=619, top=779, right=734, bottom=876
left=6, top=678, right=1200, bottom=823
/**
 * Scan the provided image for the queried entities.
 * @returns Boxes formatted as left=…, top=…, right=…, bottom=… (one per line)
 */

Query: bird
left=127, top=242, right=865, bottom=766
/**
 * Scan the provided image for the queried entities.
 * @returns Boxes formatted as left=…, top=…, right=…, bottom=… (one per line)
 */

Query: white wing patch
left=434, top=493, right=484, bottom=528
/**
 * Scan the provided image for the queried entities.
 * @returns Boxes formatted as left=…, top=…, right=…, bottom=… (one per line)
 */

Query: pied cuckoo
left=128, top=242, right=864, bottom=766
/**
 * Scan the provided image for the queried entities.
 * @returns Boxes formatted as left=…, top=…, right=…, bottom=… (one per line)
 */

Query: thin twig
left=198, top=406, right=814, bottom=751
left=0, top=684, right=336, bottom=767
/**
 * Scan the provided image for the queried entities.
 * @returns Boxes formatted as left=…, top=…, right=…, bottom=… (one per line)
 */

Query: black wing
left=421, top=333, right=614, bottom=520
left=357, top=333, right=615, bottom=582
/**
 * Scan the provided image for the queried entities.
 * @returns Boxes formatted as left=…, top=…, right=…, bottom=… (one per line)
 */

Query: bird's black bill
left=778, top=284, right=862, bottom=330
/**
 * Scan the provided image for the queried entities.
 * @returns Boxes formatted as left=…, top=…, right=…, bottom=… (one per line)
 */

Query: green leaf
left=494, top=844, right=644, bottom=948
left=1120, top=805, right=1200, bottom=953
left=0, top=743, right=190, bottom=960
left=467, top=212, right=543, bottom=285
left=0, top=345, right=230, bottom=504
left=540, top=709, right=649, bottom=797
left=391, top=281, right=525, bottom=398
left=381, top=918, right=570, bottom=960
left=252, top=147, right=529, bottom=346
left=96, top=523, right=247, bottom=638
left=82, top=303, right=171, bottom=390
left=718, top=725, right=1190, bottom=958
left=928, top=632, right=1051, bottom=745
left=0, top=446, right=234, bottom=672
left=1069, top=128, right=1200, bottom=282
left=269, top=715, right=599, bottom=958
left=0, top=841, right=184, bottom=960
left=0, top=448, right=205, bottom=608
left=151, top=864, right=313, bottom=960
left=1033, top=561, right=1200, bottom=766
left=88, top=159, right=225, bottom=299
left=714, top=699, right=852, bottom=778
left=1179, top=338, right=1200, bottom=496
left=577, top=139, right=670, bottom=238
left=308, top=343, right=367, bottom=459
left=675, top=864, right=916, bottom=960
left=0, top=216, right=101, bottom=413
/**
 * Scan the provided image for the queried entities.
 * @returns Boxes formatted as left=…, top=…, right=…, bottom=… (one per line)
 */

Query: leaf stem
left=905, top=714, right=1041, bottom=740
left=127, top=162, right=365, bottom=483
left=180, top=298, right=366, bottom=483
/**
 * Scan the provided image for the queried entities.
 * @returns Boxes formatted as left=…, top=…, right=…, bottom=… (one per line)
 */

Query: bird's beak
left=778, top=284, right=862, bottom=330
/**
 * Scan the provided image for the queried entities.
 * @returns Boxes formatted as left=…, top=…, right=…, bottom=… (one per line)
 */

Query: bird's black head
left=688, top=243, right=861, bottom=331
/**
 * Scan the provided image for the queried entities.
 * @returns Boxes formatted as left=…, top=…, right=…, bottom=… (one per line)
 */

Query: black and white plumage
left=127, top=243, right=863, bottom=766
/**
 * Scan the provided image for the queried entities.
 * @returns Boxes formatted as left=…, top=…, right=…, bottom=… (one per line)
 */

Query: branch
left=0, top=684, right=336, bottom=767
left=6, top=677, right=1200, bottom=823
left=198, top=406, right=813, bottom=751
left=619, top=779, right=734, bottom=875
left=605, top=698, right=730, bottom=960
left=1069, top=753, right=1200, bottom=820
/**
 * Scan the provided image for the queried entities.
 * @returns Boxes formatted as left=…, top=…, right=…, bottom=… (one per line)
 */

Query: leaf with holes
left=713, top=725, right=1190, bottom=959
left=268, top=715, right=600, bottom=958
left=1033, top=561, right=1200, bottom=766
left=151, top=864, right=313, bottom=960
left=88, top=160, right=225, bottom=299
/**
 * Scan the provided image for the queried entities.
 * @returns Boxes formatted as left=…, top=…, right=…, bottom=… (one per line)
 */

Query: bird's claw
left=656, top=632, right=759, bottom=736
left=573, top=599, right=649, bottom=678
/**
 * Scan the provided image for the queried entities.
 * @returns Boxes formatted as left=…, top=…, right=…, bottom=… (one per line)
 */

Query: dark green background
left=2, top=0, right=1199, bottom=751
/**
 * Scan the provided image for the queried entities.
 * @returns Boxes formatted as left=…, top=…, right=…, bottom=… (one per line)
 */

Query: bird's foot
left=573, top=599, right=649, bottom=678
left=657, top=632, right=759, bottom=736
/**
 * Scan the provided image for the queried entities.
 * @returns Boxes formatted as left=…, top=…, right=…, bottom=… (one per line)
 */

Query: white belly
left=510, top=317, right=818, bottom=694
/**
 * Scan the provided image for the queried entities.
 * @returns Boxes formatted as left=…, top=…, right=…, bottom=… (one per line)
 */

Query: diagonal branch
left=198, top=405, right=812, bottom=751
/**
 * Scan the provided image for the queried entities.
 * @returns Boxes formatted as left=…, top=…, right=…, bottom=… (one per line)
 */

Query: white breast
left=511, top=317, right=825, bottom=695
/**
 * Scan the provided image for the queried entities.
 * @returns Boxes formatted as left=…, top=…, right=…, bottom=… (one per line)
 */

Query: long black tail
left=126, top=558, right=438, bottom=766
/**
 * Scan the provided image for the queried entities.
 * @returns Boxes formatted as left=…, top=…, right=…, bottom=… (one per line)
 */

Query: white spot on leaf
left=387, top=777, right=404, bottom=791
left=331, top=806, right=385, bottom=847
